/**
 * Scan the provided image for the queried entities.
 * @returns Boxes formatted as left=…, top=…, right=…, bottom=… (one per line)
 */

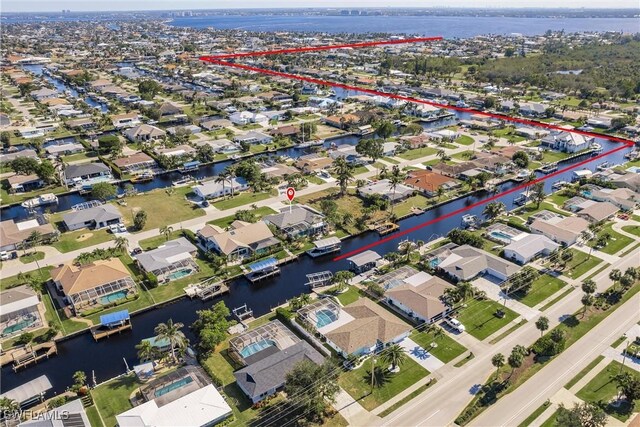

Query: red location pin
left=286, top=187, right=296, bottom=202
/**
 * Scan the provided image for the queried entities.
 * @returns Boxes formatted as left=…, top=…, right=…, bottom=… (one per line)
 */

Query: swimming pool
left=99, top=290, right=127, bottom=305
left=2, top=317, right=36, bottom=335
left=240, top=339, right=276, bottom=358
left=154, top=376, right=194, bottom=397
left=429, top=258, right=440, bottom=268
left=489, top=231, right=515, bottom=242
left=167, top=269, right=193, bottom=281
left=316, top=309, right=338, bottom=328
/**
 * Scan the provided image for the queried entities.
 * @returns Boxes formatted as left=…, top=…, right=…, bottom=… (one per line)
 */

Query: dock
left=12, top=342, right=57, bottom=372
left=245, top=257, right=281, bottom=283
left=91, top=310, right=132, bottom=342
left=232, top=304, right=254, bottom=324
left=373, top=222, right=400, bottom=236
left=184, top=279, right=230, bottom=301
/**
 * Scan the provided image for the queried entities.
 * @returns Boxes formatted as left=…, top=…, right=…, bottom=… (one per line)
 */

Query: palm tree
left=456, top=281, right=476, bottom=302
left=382, top=344, right=407, bottom=372
left=112, top=236, right=128, bottom=253
left=609, top=268, right=622, bottom=282
left=27, top=230, right=43, bottom=254
left=215, top=171, right=229, bottom=198
left=482, top=201, right=506, bottom=222
left=531, top=182, right=546, bottom=209
left=491, top=353, right=505, bottom=379
left=333, top=157, right=354, bottom=197
left=154, top=319, right=187, bottom=363
left=136, top=339, right=159, bottom=362
left=226, top=165, right=238, bottom=198
left=535, top=316, right=549, bottom=337
left=160, top=225, right=174, bottom=241
left=388, top=165, right=405, bottom=214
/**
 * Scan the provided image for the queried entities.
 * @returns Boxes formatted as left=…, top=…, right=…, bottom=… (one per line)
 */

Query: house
left=195, top=138, right=240, bottom=154
left=19, top=398, right=91, bottom=427
left=263, top=205, right=326, bottom=239
left=611, top=173, right=640, bottom=193
left=584, top=187, right=639, bottom=211
left=0, top=218, right=57, bottom=251
left=322, top=113, right=360, bottom=129
left=62, top=204, right=122, bottom=231
left=197, top=221, right=280, bottom=261
left=5, top=174, right=44, bottom=193
left=30, top=88, right=58, bottom=102
left=229, top=111, right=268, bottom=126
left=51, top=258, right=137, bottom=313
left=66, top=118, right=97, bottom=131
left=529, top=216, right=590, bottom=246
left=323, top=298, right=411, bottom=357
left=124, top=124, right=166, bottom=142
left=357, top=179, right=414, bottom=202
left=44, top=141, right=84, bottom=156
left=234, top=341, right=324, bottom=403
left=233, top=131, right=273, bottom=145
left=199, top=118, right=232, bottom=131
left=0, top=149, right=38, bottom=164
left=113, top=152, right=157, bottom=173
left=438, top=245, right=521, bottom=282
left=134, top=237, right=198, bottom=282
left=269, top=125, right=299, bottom=138
left=404, top=170, right=459, bottom=197
left=193, top=177, right=249, bottom=199
left=0, top=286, right=44, bottom=340
left=384, top=276, right=454, bottom=324
left=111, top=112, right=141, bottom=129
left=116, top=366, right=231, bottom=427
left=155, top=144, right=196, bottom=158
left=63, top=163, right=113, bottom=187
left=294, top=154, right=334, bottom=173
left=519, top=102, right=547, bottom=117
left=503, top=234, right=560, bottom=264
left=576, top=201, right=619, bottom=223
left=158, top=102, right=184, bottom=117
left=540, top=131, right=592, bottom=153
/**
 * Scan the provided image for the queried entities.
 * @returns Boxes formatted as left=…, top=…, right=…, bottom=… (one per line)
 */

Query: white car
left=445, top=318, right=466, bottom=333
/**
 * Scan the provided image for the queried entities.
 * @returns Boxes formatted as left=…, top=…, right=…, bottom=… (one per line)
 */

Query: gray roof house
left=63, top=163, right=113, bottom=186
left=263, top=205, right=326, bottom=238
left=62, top=204, right=122, bottom=231
left=503, top=234, right=560, bottom=265
left=234, top=341, right=324, bottom=403
left=357, top=179, right=414, bottom=202
left=134, top=237, right=198, bottom=282
left=437, top=245, right=520, bottom=282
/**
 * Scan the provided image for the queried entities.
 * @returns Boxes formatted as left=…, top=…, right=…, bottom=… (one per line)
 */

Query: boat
left=552, top=181, right=569, bottom=190
left=21, top=193, right=58, bottom=209
left=596, top=161, right=612, bottom=171
left=295, top=140, right=324, bottom=149
left=539, top=163, right=558, bottom=174
left=461, top=214, right=479, bottom=228
left=513, top=193, right=530, bottom=206
left=172, top=175, right=195, bottom=187
left=306, top=237, right=341, bottom=258
left=513, top=170, right=531, bottom=182
left=590, top=142, right=602, bottom=153
left=131, top=172, right=154, bottom=183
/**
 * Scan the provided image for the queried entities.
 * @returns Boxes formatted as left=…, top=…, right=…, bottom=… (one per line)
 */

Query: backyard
left=410, top=329, right=467, bottom=363
left=455, top=299, right=519, bottom=341
left=516, top=275, right=567, bottom=307
left=562, top=249, right=603, bottom=279
left=587, top=223, right=635, bottom=255
left=92, top=374, right=142, bottom=427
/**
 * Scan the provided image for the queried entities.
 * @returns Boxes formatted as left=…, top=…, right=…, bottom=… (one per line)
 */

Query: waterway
left=0, top=133, right=631, bottom=396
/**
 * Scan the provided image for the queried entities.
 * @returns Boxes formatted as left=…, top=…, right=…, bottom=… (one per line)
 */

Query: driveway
left=399, top=337, right=445, bottom=373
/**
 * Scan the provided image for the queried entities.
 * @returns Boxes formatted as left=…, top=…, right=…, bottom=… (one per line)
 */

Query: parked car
left=444, top=317, right=466, bottom=333
left=131, top=247, right=143, bottom=256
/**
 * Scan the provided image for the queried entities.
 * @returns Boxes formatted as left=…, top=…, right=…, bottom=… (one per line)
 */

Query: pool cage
left=228, top=320, right=299, bottom=366
left=297, top=298, right=341, bottom=330
left=141, top=366, right=210, bottom=403
left=376, top=265, right=420, bottom=290
left=67, top=276, right=137, bottom=313
left=150, top=258, right=199, bottom=283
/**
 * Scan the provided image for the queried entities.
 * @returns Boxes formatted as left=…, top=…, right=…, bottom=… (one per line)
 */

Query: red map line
left=199, top=40, right=635, bottom=261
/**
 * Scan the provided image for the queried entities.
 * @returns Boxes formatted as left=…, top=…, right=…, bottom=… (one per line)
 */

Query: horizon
left=3, top=3, right=640, bottom=13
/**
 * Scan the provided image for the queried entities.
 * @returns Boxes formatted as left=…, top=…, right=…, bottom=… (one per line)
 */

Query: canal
left=0, top=134, right=631, bottom=395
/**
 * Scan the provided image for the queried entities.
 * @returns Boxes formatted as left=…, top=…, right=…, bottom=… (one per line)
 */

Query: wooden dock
left=91, top=321, right=132, bottom=341
left=374, top=222, right=400, bottom=236
left=12, top=342, right=57, bottom=372
left=184, top=281, right=230, bottom=301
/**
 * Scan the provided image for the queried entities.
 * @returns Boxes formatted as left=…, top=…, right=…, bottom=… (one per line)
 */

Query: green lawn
left=563, top=249, right=603, bottom=279
left=139, top=230, right=185, bottom=250
left=307, top=175, right=325, bottom=185
left=518, top=401, right=552, bottom=427
left=147, top=257, right=218, bottom=303
left=338, top=356, right=429, bottom=411
left=539, top=410, right=559, bottom=427
left=576, top=360, right=640, bottom=421
left=456, top=135, right=475, bottom=146
left=212, top=192, right=271, bottom=210
left=19, top=251, right=45, bottom=263
left=588, top=223, right=635, bottom=255
left=51, top=227, right=114, bottom=253
left=397, top=147, right=438, bottom=161
left=378, top=379, right=437, bottom=418
left=564, top=355, right=605, bottom=390
left=452, top=150, right=475, bottom=160
left=118, top=186, right=205, bottom=231
left=85, top=405, right=104, bottom=427
left=208, top=207, right=278, bottom=229
left=84, top=285, right=155, bottom=325
left=92, top=375, right=142, bottom=427
left=540, top=150, right=573, bottom=163
left=517, top=275, right=567, bottom=307
left=393, top=194, right=431, bottom=217
left=622, top=225, right=640, bottom=238
left=382, top=156, right=400, bottom=164
left=456, top=299, right=519, bottom=341
left=411, top=329, right=467, bottom=363
left=334, top=286, right=362, bottom=306
left=41, top=291, right=87, bottom=335
left=0, top=184, right=68, bottom=205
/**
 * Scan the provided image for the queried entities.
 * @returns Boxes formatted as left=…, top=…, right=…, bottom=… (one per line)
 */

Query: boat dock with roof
left=306, top=236, right=341, bottom=258
left=90, top=310, right=132, bottom=341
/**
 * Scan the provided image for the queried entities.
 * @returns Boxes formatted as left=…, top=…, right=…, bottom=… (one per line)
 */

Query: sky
left=3, top=0, right=640, bottom=12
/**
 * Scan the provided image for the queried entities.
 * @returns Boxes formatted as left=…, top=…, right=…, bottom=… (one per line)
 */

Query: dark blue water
left=0, top=134, right=632, bottom=396
left=169, top=15, right=640, bottom=37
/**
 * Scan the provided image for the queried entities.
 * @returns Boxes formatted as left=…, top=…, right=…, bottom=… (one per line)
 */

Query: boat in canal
left=590, top=142, right=603, bottom=154
left=21, top=193, right=58, bottom=209
left=172, top=175, right=195, bottom=187
left=552, top=180, right=569, bottom=190
left=295, top=139, right=325, bottom=149
left=596, top=161, right=612, bottom=171
left=306, top=236, right=341, bottom=258
left=461, top=214, right=479, bottom=228
left=513, top=192, right=530, bottom=206
left=538, top=163, right=558, bottom=174
left=131, top=171, right=154, bottom=183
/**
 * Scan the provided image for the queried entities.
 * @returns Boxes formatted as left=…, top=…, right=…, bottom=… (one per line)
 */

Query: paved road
left=377, top=247, right=640, bottom=427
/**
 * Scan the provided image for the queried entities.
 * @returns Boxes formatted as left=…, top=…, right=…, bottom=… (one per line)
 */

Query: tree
left=136, top=339, right=159, bottom=361
left=284, top=359, right=340, bottom=424
left=582, top=279, right=597, bottom=296
left=531, top=182, right=546, bottom=209
left=196, top=144, right=215, bottom=163
left=72, top=371, right=87, bottom=393
left=388, top=165, right=405, bottom=214
left=112, top=236, right=128, bottom=253
left=382, top=344, right=407, bottom=372
left=614, top=371, right=640, bottom=406
left=581, top=294, right=594, bottom=316
left=507, top=347, right=524, bottom=376
left=556, top=402, right=606, bottom=427
left=356, top=139, right=384, bottom=176
left=333, top=156, right=354, bottom=197
left=535, top=316, right=549, bottom=337
left=512, top=151, right=529, bottom=168
left=375, top=120, right=395, bottom=141
left=97, top=134, right=122, bottom=154
left=191, top=302, right=230, bottom=354
left=332, top=270, right=354, bottom=293
left=160, top=225, right=174, bottom=241
left=37, top=160, right=56, bottom=183
left=134, top=210, right=147, bottom=230
left=138, top=79, right=162, bottom=100
left=154, top=319, right=187, bottom=363
left=609, top=268, right=622, bottom=282
left=491, top=353, right=505, bottom=378
left=91, top=182, right=117, bottom=202
left=482, top=201, right=506, bottom=222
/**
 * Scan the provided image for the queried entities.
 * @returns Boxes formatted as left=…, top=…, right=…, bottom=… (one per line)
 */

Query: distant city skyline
left=3, top=1, right=640, bottom=12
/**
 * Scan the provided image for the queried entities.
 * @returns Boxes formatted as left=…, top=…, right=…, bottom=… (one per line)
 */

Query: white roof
left=116, top=384, right=231, bottom=427
left=504, top=234, right=560, bottom=259
left=404, top=271, right=433, bottom=287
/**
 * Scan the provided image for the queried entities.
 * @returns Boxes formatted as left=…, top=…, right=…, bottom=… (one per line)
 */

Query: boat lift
left=305, top=271, right=334, bottom=288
